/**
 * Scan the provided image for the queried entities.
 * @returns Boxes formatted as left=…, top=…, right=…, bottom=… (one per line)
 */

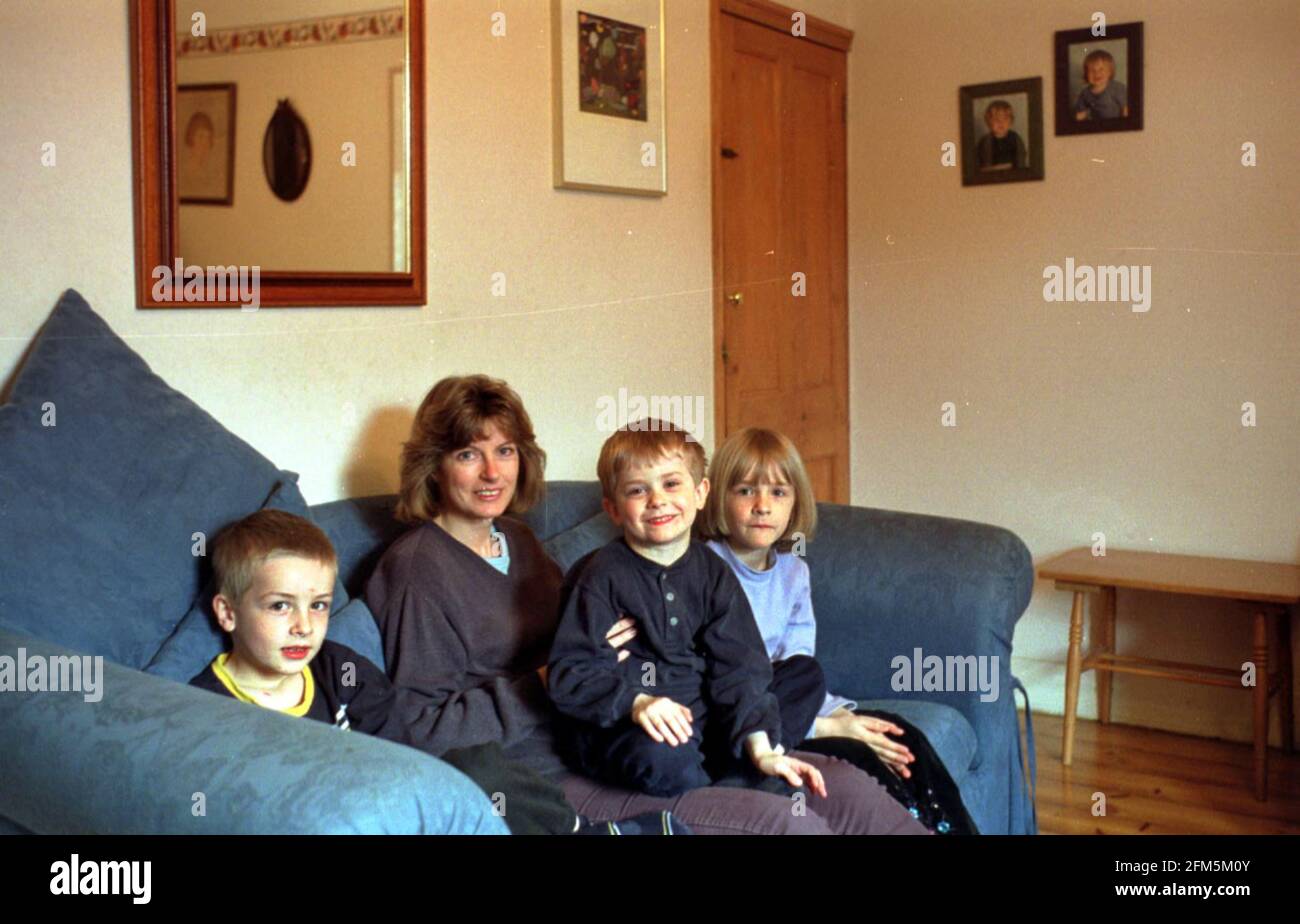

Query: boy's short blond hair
left=597, top=420, right=707, bottom=500
left=212, top=509, right=337, bottom=603
left=698, top=427, right=818, bottom=545
left=983, top=99, right=1014, bottom=123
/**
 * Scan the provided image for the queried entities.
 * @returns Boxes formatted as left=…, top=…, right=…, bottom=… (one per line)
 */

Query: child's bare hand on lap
left=631, top=694, right=694, bottom=746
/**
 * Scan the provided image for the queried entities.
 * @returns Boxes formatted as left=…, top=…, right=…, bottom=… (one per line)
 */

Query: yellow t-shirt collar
left=212, top=651, right=315, bottom=717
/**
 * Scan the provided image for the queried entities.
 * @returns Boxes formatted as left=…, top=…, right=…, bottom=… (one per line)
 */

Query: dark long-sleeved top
left=365, top=516, right=566, bottom=772
left=190, top=640, right=413, bottom=746
left=548, top=538, right=781, bottom=757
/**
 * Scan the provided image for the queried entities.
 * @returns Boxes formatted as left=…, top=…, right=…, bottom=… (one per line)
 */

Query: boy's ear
left=695, top=476, right=710, bottom=505
left=601, top=496, right=622, bottom=525
left=211, top=593, right=238, bottom=633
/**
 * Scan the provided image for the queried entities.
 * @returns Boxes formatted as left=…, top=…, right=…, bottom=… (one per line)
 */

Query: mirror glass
left=173, top=0, right=409, bottom=272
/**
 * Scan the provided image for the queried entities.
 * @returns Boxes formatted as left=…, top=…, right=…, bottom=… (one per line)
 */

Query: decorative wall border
left=178, top=7, right=403, bottom=57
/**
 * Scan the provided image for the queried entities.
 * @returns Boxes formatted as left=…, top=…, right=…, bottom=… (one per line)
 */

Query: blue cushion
left=323, top=598, right=385, bottom=671
left=542, top=511, right=621, bottom=573
left=0, top=290, right=304, bottom=669
left=146, top=481, right=357, bottom=682
left=853, top=698, right=978, bottom=784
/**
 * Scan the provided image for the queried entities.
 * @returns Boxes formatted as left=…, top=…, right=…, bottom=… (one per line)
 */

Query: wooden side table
left=1037, top=548, right=1300, bottom=801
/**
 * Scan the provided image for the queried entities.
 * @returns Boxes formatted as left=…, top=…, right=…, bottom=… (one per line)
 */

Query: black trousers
left=769, top=655, right=828, bottom=751
left=567, top=656, right=826, bottom=798
left=796, top=712, right=979, bottom=835
left=441, top=742, right=577, bottom=835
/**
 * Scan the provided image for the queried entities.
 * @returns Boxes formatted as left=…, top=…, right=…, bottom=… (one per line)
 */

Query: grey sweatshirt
left=365, top=516, right=567, bottom=773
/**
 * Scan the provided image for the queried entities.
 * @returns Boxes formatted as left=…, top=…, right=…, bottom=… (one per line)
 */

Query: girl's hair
left=699, top=427, right=817, bottom=546
left=212, top=509, right=337, bottom=603
left=396, top=374, right=546, bottom=524
left=1081, top=49, right=1115, bottom=76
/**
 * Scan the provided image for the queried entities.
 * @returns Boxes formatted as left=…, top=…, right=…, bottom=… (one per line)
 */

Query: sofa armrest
left=0, top=628, right=508, bottom=834
left=807, top=503, right=1033, bottom=760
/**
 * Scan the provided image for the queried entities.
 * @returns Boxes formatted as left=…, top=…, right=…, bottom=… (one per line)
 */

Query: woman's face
left=436, top=419, right=519, bottom=523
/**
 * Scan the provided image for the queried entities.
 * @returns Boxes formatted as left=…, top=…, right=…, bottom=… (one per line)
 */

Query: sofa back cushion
left=0, top=290, right=308, bottom=668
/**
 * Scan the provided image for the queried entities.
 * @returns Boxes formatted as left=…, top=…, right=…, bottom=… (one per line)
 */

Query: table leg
left=1277, top=608, right=1294, bottom=753
left=1252, top=612, right=1269, bottom=801
left=1063, top=591, right=1085, bottom=765
left=1093, top=586, right=1116, bottom=725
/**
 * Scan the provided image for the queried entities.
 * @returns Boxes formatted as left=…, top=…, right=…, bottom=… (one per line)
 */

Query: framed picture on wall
left=1054, top=21, right=1144, bottom=135
left=960, top=77, right=1045, bottom=187
left=551, top=0, right=666, bottom=195
left=177, top=83, right=236, bottom=205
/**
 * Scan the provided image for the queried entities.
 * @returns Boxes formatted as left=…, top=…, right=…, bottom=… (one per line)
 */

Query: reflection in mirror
left=173, top=1, right=409, bottom=272
left=263, top=99, right=312, bottom=202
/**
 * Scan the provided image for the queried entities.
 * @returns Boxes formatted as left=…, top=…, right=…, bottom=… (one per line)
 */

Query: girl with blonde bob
left=700, top=427, right=977, bottom=833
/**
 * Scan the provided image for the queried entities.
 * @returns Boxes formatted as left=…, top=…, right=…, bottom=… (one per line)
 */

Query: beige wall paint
left=1, top=0, right=727, bottom=504
left=845, top=0, right=1299, bottom=743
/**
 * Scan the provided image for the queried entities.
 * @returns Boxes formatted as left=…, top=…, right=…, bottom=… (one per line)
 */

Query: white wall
left=0, top=0, right=728, bottom=504
left=845, top=0, right=1299, bottom=744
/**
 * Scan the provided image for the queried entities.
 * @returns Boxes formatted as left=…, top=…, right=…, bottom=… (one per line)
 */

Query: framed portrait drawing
left=176, top=83, right=236, bottom=205
left=551, top=0, right=666, bottom=195
left=1054, top=22, right=1144, bottom=135
left=960, top=77, right=1045, bottom=187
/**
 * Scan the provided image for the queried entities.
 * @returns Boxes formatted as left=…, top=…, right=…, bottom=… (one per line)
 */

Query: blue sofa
left=317, top=488, right=1039, bottom=836
left=0, top=291, right=1037, bottom=834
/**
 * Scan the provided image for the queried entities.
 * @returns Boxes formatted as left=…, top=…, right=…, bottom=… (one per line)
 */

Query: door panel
left=717, top=10, right=849, bottom=503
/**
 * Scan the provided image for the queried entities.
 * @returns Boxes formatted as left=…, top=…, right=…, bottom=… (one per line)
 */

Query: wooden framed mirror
left=130, top=0, right=425, bottom=308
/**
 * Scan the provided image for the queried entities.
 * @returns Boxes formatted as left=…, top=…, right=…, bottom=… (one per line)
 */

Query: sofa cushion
left=852, top=698, right=978, bottom=784
left=542, top=511, right=621, bottom=574
left=0, top=290, right=303, bottom=668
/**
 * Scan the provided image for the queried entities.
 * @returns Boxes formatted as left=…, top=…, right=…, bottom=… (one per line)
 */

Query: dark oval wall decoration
left=262, top=99, right=311, bottom=202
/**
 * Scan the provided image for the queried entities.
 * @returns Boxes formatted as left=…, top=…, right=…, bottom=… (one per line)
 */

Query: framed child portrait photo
left=960, top=77, right=1045, bottom=187
left=1054, top=21, right=1144, bottom=135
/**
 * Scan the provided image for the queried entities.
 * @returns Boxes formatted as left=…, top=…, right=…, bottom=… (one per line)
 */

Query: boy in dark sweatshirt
left=548, top=420, right=828, bottom=798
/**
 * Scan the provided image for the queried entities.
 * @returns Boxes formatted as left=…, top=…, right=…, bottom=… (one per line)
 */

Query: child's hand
left=824, top=711, right=915, bottom=779
left=605, top=616, right=638, bottom=663
left=631, top=694, right=694, bottom=746
left=752, top=751, right=827, bottom=798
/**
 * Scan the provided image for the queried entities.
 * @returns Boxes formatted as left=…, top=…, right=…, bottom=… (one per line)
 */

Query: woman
left=365, top=374, right=926, bottom=835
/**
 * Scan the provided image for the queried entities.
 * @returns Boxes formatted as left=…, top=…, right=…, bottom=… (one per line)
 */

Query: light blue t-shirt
left=706, top=539, right=856, bottom=739
left=484, top=523, right=510, bottom=575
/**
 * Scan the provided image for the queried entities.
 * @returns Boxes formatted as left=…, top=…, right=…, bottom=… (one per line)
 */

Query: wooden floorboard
left=1019, top=711, right=1300, bottom=835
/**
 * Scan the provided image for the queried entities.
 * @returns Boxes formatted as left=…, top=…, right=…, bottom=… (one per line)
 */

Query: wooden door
left=712, top=1, right=852, bottom=503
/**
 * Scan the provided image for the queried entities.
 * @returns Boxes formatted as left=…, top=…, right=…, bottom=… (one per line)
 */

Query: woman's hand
left=605, top=616, right=638, bottom=663
left=752, top=751, right=828, bottom=798
left=631, top=694, right=694, bottom=746
left=819, top=710, right=915, bottom=779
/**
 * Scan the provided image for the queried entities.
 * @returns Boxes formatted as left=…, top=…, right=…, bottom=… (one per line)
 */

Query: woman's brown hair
left=396, top=374, right=546, bottom=524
